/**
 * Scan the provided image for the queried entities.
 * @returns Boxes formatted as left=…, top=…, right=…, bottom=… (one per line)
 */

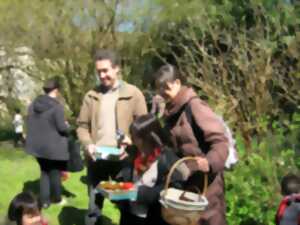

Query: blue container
left=95, top=146, right=121, bottom=160
left=95, top=187, right=137, bottom=201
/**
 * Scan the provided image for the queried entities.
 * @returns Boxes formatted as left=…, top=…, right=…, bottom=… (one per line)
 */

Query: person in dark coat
left=153, top=64, right=229, bottom=225
left=25, top=78, right=69, bottom=208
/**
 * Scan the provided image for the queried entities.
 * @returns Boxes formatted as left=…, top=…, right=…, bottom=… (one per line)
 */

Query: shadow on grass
left=22, top=179, right=76, bottom=198
left=58, top=207, right=114, bottom=225
left=58, top=206, right=86, bottom=225
left=102, top=216, right=115, bottom=225
left=22, top=179, right=39, bottom=194
left=80, top=175, right=88, bottom=185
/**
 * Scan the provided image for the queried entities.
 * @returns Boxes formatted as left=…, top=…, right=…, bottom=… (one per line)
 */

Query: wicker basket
left=160, top=157, right=208, bottom=225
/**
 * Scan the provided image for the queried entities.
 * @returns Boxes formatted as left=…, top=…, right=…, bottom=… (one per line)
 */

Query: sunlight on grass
left=0, top=145, right=120, bottom=225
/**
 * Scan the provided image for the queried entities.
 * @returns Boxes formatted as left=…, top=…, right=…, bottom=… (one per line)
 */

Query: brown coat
left=164, top=86, right=228, bottom=225
left=77, top=81, right=148, bottom=147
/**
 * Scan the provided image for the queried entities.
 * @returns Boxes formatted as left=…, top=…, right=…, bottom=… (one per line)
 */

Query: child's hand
left=118, top=135, right=131, bottom=160
left=121, top=135, right=132, bottom=146
left=119, top=145, right=129, bottom=160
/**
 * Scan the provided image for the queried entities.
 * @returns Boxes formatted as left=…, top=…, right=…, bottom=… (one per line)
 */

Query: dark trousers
left=120, top=210, right=146, bottom=225
left=14, top=133, right=25, bottom=147
left=119, top=202, right=169, bottom=225
left=36, top=158, right=67, bottom=205
left=85, top=159, right=123, bottom=225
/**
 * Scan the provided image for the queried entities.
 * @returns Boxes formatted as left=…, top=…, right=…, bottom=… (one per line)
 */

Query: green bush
left=134, top=0, right=300, bottom=150
left=0, top=128, right=14, bottom=141
left=225, top=127, right=299, bottom=225
left=225, top=149, right=297, bottom=225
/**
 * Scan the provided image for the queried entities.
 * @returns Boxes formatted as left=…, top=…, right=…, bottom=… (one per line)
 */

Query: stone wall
left=0, top=46, right=44, bottom=128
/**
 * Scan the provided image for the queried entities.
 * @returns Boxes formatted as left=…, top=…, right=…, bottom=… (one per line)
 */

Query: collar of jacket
left=92, top=80, right=132, bottom=99
left=165, top=86, right=198, bottom=117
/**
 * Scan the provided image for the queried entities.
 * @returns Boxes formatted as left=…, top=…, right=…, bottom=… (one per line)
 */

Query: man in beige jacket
left=77, top=49, right=147, bottom=225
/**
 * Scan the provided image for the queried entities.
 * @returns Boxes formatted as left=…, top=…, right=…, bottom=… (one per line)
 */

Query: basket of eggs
left=96, top=180, right=137, bottom=201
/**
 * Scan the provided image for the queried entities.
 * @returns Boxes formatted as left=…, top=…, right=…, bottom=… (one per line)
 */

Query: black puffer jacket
left=25, top=95, right=69, bottom=160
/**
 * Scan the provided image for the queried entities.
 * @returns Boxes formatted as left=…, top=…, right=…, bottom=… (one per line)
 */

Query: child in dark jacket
left=117, top=114, right=184, bottom=225
left=275, top=173, right=300, bottom=225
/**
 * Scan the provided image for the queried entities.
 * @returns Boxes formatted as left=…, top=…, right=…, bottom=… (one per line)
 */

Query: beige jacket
left=77, top=81, right=147, bottom=147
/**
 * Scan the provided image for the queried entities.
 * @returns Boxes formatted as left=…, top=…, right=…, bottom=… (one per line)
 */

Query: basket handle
left=163, top=156, right=208, bottom=197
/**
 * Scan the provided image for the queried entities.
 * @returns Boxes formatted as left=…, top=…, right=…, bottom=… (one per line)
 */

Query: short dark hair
left=43, top=77, right=60, bottom=94
left=154, top=64, right=186, bottom=89
left=281, top=173, right=300, bottom=196
left=7, top=192, right=41, bottom=225
left=94, top=49, right=120, bottom=67
left=130, top=114, right=172, bottom=150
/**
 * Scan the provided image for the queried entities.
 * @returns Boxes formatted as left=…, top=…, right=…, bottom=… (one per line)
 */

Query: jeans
left=36, top=158, right=67, bottom=205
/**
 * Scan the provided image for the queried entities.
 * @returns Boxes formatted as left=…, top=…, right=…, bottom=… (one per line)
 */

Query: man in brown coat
left=154, top=64, right=229, bottom=225
left=77, top=49, right=147, bottom=225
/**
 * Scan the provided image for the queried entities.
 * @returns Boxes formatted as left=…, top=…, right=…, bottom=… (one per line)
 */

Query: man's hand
left=65, top=121, right=70, bottom=128
left=86, top=144, right=96, bottom=161
left=195, top=156, right=209, bottom=172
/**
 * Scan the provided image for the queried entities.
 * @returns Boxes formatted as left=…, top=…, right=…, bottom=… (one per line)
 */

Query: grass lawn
left=0, top=142, right=120, bottom=225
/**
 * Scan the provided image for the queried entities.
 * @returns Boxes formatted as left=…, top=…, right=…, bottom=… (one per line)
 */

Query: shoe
left=58, top=198, right=67, bottom=206
left=53, top=198, right=67, bottom=206
left=42, top=203, right=50, bottom=209
left=85, top=213, right=102, bottom=225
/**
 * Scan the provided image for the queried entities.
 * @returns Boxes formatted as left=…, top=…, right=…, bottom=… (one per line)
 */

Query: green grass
left=0, top=142, right=120, bottom=225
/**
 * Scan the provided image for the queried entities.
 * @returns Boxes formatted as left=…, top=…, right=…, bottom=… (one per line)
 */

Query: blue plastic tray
left=95, top=146, right=121, bottom=160
left=95, top=187, right=137, bottom=201
left=96, top=146, right=121, bottom=155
